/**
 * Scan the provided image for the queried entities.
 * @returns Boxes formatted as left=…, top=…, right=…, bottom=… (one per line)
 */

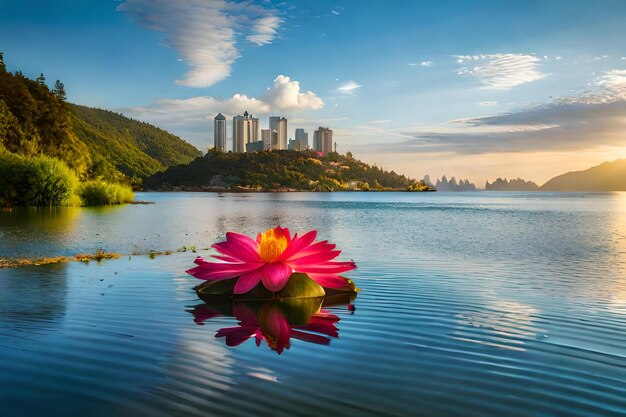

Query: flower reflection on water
left=188, top=296, right=353, bottom=354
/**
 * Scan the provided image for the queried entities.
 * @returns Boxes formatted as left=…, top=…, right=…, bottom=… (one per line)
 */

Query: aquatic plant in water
left=187, top=227, right=357, bottom=295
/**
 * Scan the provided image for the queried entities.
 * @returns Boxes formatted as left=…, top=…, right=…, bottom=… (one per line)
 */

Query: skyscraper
left=277, top=117, right=287, bottom=150
left=295, top=128, right=308, bottom=149
left=213, top=113, right=226, bottom=151
left=269, top=116, right=288, bottom=150
left=232, top=111, right=259, bottom=153
left=314, top=127, right=333, bottom=153
left=261, top=129, right=271, bottom=150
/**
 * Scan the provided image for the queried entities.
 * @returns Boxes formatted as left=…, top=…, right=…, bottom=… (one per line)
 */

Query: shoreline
left=142, top=186, right=437, bottom=193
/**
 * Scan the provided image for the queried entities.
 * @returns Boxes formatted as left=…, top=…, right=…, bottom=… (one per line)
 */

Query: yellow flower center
left=258, top=228, right=288, bottom=262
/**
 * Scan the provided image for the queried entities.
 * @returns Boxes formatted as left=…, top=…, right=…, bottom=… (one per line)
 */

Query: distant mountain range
left=486, top=178, right=539, bottom=191
left=423, top=175, right=477, bottom=191
left=541, top=159, right=626, bottom=191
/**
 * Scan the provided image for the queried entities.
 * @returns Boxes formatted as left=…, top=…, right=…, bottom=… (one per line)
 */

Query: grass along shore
left=0, top=151, right=134, bottom=207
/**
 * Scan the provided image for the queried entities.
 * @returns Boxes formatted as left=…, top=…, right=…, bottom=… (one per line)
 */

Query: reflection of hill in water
left=0, top=263, right=67, bottom=337
left=0, top=206, right=81, bottom=258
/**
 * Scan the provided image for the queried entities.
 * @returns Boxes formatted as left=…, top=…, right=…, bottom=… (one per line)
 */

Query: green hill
left=0, top=51, right=200, bottom=184
left=541, top=159, right=626, bottom=191
left=145, top=149, right=431, bottom=192
left=70, top=104, right=201, bottom=182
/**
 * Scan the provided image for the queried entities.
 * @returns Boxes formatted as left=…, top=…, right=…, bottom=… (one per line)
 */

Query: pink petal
left=211, top=254, right=242, bottom=263
left=226, top=232, right=259, bottom=258
left=260, top=263, right=293, bottom=292
left=216, top=326, right=259, bottom=347
left=212, top=241, right=260, bottom=263
left=188, top=304, right=222, bottom=324
left=290, top=330, right=331, bottom=345
left=274, top=226, right=292, bottom=243
left=307, top=273, right=353, bottom=288
left=288, top=241, right=336, bottom=260
left=186, top=262, right=260, bottom=280
left=263, top=305, right=292, bottom=353
left=287, top=250, right=342, bottom=267
left=193, top=256, right=207, bottom=265
left=293, top=262, right=356, bottom=275
left=298, top=316, right=340, bottom=337
left=279, top=230, right=317, bottom=260
left=234, top=268, right=264, bottom=294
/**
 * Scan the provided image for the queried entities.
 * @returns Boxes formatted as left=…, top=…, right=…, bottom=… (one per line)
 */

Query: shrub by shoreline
left=0, top=151, right=134, bottom=207
left=77, top=180, right=134, bottom=206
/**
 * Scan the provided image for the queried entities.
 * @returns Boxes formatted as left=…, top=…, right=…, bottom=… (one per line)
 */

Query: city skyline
left=219, top=110, right=332, bottom=154
left=2, top=1, right=626, bottom=183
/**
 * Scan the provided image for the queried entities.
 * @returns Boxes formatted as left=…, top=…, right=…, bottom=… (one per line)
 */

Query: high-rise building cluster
left=212, top=111, right=334, bottom=154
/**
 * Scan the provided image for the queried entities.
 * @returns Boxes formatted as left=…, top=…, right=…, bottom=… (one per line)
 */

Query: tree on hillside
left=53, top=80, right=66, bottom=101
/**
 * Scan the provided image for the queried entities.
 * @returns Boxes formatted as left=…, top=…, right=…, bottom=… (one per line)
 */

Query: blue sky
left=2, top=0, right=626, bottom=184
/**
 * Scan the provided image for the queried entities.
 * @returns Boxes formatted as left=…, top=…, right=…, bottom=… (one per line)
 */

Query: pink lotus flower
left=186, top=226, right=356, bottom=294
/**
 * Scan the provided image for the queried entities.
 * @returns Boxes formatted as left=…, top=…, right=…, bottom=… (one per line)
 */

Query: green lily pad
left=196, top=272, right=341, bottom=301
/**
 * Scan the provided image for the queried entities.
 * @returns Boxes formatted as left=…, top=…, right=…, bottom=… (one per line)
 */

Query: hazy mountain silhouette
left=541, top=159, right=626, bottom=191
left=486, top=178, right=539, bottom=191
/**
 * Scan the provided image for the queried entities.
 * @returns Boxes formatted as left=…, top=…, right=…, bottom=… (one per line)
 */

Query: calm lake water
left=1, top=192, right=625, bottom=416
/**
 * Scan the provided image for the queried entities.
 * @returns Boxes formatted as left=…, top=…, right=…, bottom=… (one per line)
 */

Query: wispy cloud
left=331, top=5, right=344, bottom=15
left=117, top=0, right=282, bottom=88
left=478, top=101, right=498, bottom=106
left=593, top=69, right=626, bottom=100
left=455, top=53, right=547, bottom=89
left=420, top=61, right=433, bottom=67
left=376, top=69, right=626, bottom=154
left=336, top=80, right=362, bottom=96
left=247, top=15, right=282, bottom=45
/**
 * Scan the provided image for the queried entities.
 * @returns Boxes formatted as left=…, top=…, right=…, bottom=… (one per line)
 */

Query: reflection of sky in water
left=453, top=300, right=542, bottom=351
left=1, top=192, right=625, bottom=416
left=609, top=193, right=626, bottom=315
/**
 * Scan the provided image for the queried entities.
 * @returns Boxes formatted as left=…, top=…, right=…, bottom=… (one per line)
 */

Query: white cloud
left=454, top=53, right=548, bottom=89
left=336, top=80, right=362, bottom=95
left=331, top=6, right=344, bottom=15
left=420, top=61, right=433, bottom=67
left=408, top=63, right=418, bottom=66
left=117, top=0, right=282, bottom=88
left=247, top=15, right=282, bottom=45
left=264, top=75, right=324, bottom=111
left=122, top=74, right=323, bottom=130
left=593, top=69, right=626, bottom=100
left=478, top=101, right=498, bottom=106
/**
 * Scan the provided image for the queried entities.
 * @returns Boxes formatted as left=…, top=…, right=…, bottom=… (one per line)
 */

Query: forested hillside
left=0, top=51, right=200, bottom=184
left=70, top=104, right=201, bottom=182
left=145, top=149, right=431, bottom=191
